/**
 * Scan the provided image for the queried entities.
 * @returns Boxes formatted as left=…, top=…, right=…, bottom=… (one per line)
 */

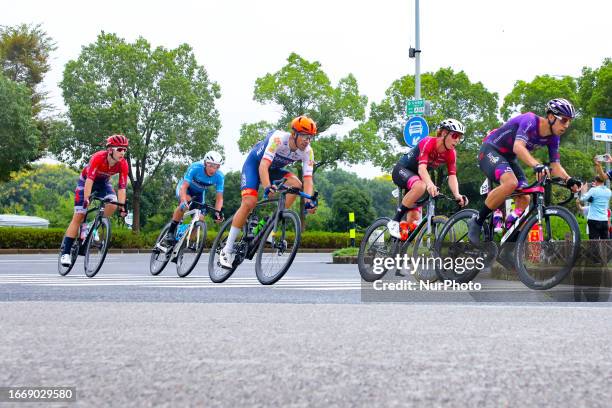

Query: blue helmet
left=546, top=98, right=575, bottom=119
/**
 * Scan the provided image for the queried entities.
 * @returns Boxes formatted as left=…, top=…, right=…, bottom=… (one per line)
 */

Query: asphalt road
left=1, top=254, right=611, bottom=407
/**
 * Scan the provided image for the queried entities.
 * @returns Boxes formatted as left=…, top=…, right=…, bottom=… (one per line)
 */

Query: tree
left=0, top=73, right=40, bottom=180
left=50, top=32, right=222, bottom=231
left=578, top=58, right=612, bottom=119
left=0, top=23, right=56, bottom=116
left=329, top=186, right=376, bottom=232
left=237, top=53, right=381, bottom=229
left=370, top=67, right=499, bottom=169
left=0, top=164, right=77, bottom=226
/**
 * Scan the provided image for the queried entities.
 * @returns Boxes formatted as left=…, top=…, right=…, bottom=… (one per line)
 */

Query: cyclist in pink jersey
left=388, top=119, right=468, bottom=238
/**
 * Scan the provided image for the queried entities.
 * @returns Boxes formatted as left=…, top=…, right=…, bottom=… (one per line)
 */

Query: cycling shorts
left=175, top=184, right=204, bottom=204
left=74, top=176, right=117, bottom=214
left=391, top=164, right=424, bottom=213
left=240, top=151, right=295, bottom=198
left=478, top=144, right=527, bottom=187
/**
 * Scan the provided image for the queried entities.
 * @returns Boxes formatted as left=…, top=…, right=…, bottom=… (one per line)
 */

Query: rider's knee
left=500, top=175, right=519, bottom=191
left=241, top=196, right=257, bottom=211
left=410, top=180, right=427, bottom=194
left=286, top=176, right=302, bottom=189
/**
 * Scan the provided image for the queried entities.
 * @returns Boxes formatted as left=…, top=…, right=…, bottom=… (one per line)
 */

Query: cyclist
left=468, top=98, right=582, bottom=244
left=165, top=151, right=225, bottom=245
left=219, top=115, right=318, bottom=268
left=59, top=135, right=129, bottom=266
left=388, top=119, right=469, bottom=238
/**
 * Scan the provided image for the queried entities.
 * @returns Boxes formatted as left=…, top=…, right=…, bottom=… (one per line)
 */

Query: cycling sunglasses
left=297, top=133, right=315, bottom=141
left=112, top=147, right=127, bottom=153
left=449, top=131, right=463, bottom=140
left=554, top=115, right=572, bottom=125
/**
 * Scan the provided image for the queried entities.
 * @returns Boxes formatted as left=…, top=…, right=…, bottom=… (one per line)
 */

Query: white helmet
left=203, top=151, right=223, bottom=166
left=439, top=118, right=466, bottom=134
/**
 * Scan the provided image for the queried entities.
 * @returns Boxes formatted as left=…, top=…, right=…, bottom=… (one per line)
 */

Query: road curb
left=0, top=248, right=337, bottom=255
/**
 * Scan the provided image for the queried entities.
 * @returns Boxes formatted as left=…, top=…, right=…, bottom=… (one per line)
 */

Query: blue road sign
left=404, top=116, right=429, bottom=147
left=593, top=117, right=612, bottom=142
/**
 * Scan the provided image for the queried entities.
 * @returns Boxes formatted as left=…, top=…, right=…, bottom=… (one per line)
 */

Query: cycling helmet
left=438, top=118, right=466, bottom=134
left=546, top=98, right=575, bottom=119
left=291, top=115, right=317, bottom=136
left=203, top=151, right=223, bottom=165
left=106, top=134, right=129, bottom=147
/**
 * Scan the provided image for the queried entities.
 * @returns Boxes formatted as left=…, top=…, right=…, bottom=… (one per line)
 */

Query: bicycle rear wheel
left=357, top=217, right=398, bottom=282
left=57, top=240, right=79, bottom=276
left=515, top=206, right=580, bottom=290
left=409, top=215, right=448, bottom=283
left=149, top=223, right=172, bottom=276
left=255, top=210, right=301, bottom=285
left=84, top=217, right=111, bottom=278
left=208, top=217, right=242, bottom=283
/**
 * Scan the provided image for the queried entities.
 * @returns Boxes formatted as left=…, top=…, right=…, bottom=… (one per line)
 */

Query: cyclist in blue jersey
left=468, top=98, right=582, bottom=243
left=165, top=151, right=225, bottom=246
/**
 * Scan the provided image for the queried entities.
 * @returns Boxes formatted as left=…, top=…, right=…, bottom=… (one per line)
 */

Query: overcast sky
left=4, top=0, right=611, bottom=176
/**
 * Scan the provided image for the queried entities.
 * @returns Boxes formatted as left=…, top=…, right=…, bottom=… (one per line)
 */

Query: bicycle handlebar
left=187, top=200, right=224, bottom=218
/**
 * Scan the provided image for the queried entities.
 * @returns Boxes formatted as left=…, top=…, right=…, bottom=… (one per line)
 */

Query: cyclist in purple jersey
left=468, top=98, right=583, bottom=244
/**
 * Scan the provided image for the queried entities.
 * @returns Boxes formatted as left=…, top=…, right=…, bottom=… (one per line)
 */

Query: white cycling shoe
left=387, top=220, right=401, bottom=239
left=219, top=248, right=235, bottom=269
left=60, top=254, right=72, bottom=266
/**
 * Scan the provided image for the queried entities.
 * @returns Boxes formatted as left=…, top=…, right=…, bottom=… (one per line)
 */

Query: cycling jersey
left=397, top=136, right=457, bottom=175
left=80, top=150, right=129, bottom=189
left=483, top=112, right=560, bottom=162
left=177, top=162, right=224, bottom=194
left=241, top=130, right=314, bottom=197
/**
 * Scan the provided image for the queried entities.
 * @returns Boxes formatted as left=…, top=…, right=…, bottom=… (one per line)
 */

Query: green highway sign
left=406, top=99, right=425, bottom=116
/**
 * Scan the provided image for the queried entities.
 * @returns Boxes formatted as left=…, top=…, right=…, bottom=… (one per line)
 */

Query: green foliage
left=0, top=227, right=357, bottom=249
left=0, top=73, right=41, bottom=180
left=219, top=171, right=242, bottom=217
left=239, top=53, right=378, bottom=174
left=0, top=23, right=56, bottom=115
left=332, top=247, right=359, bottom=257
left=370, top=67, right=499, bottom=169
left=0, top=164, right=79, bottom=227
left=329, top=185, right=376, bottom=232
left=302, top=197, right=332, bottom=231
left=50, top=32, right=222, bottom=231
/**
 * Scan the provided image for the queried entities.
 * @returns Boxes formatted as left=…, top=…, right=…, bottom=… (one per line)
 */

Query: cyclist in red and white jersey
left=59, top=135, right=129, bottom=266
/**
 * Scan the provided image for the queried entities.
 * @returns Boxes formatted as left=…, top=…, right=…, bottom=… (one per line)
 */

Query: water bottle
left=252, top=217, right=267, bottom=236
left=493, top=209, right=503, bottom=233
left=246, top=216, right=259, bottom=239
left=80, top=223, right=89, bottom=240
left=399, top=221, right=411, bottom=241
left=505, top=208, right=524, bottom=229
left=175, top=224, right=189, bottom=240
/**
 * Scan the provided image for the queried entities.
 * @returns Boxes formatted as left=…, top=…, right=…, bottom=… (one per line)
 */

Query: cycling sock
left=393, top=205, right=410, bottom=222
left=61, top=236, right=75, bottom=255
left=168, top=220, right=179, bottom=234
left=477, top=206, right=494, bottom=226
left=224, top=226, right=241, bottom=253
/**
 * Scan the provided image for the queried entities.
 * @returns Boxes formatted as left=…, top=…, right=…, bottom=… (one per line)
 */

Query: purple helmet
left=546, top=98, right=575, bottom=119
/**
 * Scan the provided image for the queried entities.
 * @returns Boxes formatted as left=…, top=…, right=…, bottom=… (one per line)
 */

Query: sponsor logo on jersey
left=487, top=152, right=499, bottom=164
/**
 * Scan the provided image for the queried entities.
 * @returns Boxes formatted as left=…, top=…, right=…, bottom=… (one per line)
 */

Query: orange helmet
left=106, top=134, right=129, bottom=147
left=291, top=116, right=317, bottom=136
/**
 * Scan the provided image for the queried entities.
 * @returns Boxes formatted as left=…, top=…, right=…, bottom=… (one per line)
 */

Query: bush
left=332, top=247, right=359, bottom=257
left=0, top=227, right=360, bottom=249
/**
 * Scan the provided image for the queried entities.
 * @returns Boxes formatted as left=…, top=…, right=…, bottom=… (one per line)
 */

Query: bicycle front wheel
left=255, top=210, right=301, bottom=285
left=176, top=221, right=207, bottom=278
left=57, top=240, right=79, bottom=276
left=84, top=217, right=111, bottom=278
left=357, top=217, right=398, bottom=282
left=515, top=206, right=580, bottom=290
left=409, top=215, right=448, bottom=283
left=208, top=216, right=242, bottom=283
left=149, top=223, right=172, bottom=276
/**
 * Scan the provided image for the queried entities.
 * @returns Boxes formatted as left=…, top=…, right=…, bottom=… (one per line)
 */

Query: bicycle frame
left=240, top=183, right=317, bottom=261
left=481, top=177, right=575, bottom=248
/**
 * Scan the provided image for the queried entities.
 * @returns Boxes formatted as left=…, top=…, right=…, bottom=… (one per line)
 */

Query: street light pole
left=414, top=0, right=421, bottom=99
